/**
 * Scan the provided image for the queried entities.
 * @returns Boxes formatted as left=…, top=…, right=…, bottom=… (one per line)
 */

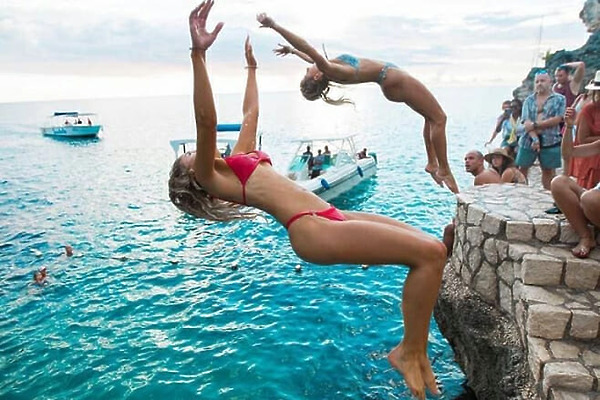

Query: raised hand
left=564, top=107, right=575, bottom=126
left=245, top=36, right=257, bottom=67
left=273, top=43, right=293, bottom=57
left=256, top=12, right=275, bottom=28
left=189, top=0, right=224, bottom=51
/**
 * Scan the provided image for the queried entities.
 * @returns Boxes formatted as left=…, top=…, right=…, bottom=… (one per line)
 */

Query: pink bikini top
left=224, top=150, right=272, bottom=205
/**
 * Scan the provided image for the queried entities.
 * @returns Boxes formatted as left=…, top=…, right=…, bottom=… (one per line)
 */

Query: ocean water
left=0, top=85, right=512, bottom=399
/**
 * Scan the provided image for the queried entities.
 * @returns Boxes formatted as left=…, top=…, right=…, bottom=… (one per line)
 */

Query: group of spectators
left=458, top=62, right=600, bottom=259
left=302, top=145, right=332, bottom=178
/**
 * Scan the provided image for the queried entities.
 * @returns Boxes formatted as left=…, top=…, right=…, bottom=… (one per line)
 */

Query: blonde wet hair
left=168, top=157, right=255, bottom=221
left=300, top=75, right=353, bottom=106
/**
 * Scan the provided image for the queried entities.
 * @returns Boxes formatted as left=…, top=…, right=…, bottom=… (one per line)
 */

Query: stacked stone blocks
left=450, top=184, right=600, bottom=399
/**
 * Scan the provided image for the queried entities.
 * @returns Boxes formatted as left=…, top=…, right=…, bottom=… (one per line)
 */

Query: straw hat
left=585, top=71, right=600, bottom=91
left=484, top=148, right=513, bottom=163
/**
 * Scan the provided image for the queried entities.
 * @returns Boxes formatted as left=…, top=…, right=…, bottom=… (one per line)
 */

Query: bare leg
left=551, top=175, right=596, bottom=258
left=422, top=120, right=444, bottom=187
left=381, top=70, right=458, bottom=193
left=541, top=168, right=555, bottom=191
left=519, top=166, right=529, bottom=179
left=288, top=216, right=445, bottom=399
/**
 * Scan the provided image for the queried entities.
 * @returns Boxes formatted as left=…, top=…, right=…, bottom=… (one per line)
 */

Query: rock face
left=580, top=0, right=600, bottom=32
left=435, top=267, right=537, bottom=400
left=513, top=1, right=600, bottom=101
left=512, top=31, right=600, bottom=101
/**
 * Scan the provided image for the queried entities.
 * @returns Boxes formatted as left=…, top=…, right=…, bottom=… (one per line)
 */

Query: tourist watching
left=323, top=145, right=331, bottom=164
left=486, top=99, right=524, bottom=158
left=311, top=149, right=324, bottom=178
left=486, top=99, right=511, bottom=145
left=550, top=107, right=600, bottom=259
left=569, top=71, right=600, bottom=189
left=464, top=150, right=502, bottom=185
left=484, top=148, right=527, bottom=184
left=516, top=70, right=566, bottom=190
left=443, top=150, right=501, bottom=256
left=553, top=61, right=586, bottom=107
left=357, top=148, right=368, bottom=159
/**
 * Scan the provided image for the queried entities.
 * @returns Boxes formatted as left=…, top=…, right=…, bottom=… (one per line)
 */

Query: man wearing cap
left=516, top=70, right=566, bottom=190
left=553, top=61, right=585, bottom=107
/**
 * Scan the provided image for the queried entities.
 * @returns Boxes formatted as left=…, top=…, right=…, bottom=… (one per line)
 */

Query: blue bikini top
left=334, top=54, right=360, bottom=70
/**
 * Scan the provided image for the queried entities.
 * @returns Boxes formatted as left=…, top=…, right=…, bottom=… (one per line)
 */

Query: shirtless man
left=443, top=150, right=500, bottom=255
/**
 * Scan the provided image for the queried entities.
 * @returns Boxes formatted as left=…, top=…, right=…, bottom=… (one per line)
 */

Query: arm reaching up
left=189, top=0, right=224, bottom=182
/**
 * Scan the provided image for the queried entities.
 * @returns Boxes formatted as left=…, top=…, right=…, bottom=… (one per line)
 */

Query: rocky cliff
left=512, top=1, right=600, bottom=101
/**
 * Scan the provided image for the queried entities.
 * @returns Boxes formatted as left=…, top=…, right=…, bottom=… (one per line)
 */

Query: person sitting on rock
left=550, top=107, right=600, bottom=258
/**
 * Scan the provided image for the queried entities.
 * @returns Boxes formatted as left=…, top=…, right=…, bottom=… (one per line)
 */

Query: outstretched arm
left=273, top=44, right=314, bottom=64
left=233, top=36, right=259, bottom=154
left=189, top=1, right=224, bottom=181
left=257, top=13, right=352, bottom=79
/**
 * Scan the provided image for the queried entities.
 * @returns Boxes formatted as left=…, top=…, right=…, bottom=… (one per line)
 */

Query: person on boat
left=256, top=13, right=458, bottom=194
left=311, top=149, right=324, bottom=178
left=484, top=148, right=527, bottom=184
left=323, top=145, right=332, bottom=165
left=550, top=107, right=600, bottom=258
left=169, top=3, right=445, bottom=399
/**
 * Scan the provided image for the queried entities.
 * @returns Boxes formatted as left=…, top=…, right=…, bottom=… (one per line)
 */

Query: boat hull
left=297, top=158, right=377, bottom=201
left=41, top=125, right=102, bottom=138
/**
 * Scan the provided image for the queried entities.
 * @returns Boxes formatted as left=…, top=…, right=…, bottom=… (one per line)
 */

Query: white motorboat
left=286, top=135, right=377, bottom=201
left=169, top=126, right=377, bottom=202
left=41, top=112, right=102, bottom=138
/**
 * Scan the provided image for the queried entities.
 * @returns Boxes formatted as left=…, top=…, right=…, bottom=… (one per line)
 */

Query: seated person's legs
left=551, top=175, right=596, bottom=258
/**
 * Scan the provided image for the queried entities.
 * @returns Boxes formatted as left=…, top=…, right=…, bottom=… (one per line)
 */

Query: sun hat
left=484, top=148, right=513, bottom=163
left=585, top=71, right=600, bottom=91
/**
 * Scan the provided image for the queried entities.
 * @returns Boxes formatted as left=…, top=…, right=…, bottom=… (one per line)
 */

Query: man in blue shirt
left=516, top=71, right=566, bottom=190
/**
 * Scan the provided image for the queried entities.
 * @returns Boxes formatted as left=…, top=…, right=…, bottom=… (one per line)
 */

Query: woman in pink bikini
left=255, top=13, right=459, bottom=194
left=169, top=3, right=445, bottom=399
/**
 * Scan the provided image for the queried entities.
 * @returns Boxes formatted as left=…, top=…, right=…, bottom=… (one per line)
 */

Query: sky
left=0, top=0, right=592, bottom=103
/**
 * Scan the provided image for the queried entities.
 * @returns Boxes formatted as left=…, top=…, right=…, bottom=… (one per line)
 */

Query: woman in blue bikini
left=169, top=3, right=445, bottom=399
left=256, top=13, right=459, bottom=194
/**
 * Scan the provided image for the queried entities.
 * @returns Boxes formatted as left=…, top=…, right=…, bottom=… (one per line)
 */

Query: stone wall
left=436, top=183, right=600, bottom=399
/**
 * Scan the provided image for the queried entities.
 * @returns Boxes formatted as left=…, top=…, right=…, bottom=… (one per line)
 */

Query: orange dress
left=570, top=102, right=600, bottom=189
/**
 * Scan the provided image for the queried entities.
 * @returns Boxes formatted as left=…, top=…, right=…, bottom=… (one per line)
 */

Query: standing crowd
left=476, top=62, right=600, bottom=258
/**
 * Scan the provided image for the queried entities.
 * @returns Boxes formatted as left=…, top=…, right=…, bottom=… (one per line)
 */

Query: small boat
left=286, top=135, right=377, bottom=201
left=169, top=123, right=245, bottom=159
left=41, top=112, right=102, bottom=138
left=169, top=127, right=377, bottom=202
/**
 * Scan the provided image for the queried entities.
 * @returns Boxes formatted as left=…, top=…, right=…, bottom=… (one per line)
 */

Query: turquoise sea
left=0, top=86, right=512, bottom=399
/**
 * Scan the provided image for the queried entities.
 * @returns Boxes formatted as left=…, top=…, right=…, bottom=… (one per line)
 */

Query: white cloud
left=0, top=0, right=591, bottom=103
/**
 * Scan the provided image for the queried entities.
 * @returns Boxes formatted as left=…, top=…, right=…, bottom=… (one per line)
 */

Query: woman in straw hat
left=484, top=147, right=527, bottom=184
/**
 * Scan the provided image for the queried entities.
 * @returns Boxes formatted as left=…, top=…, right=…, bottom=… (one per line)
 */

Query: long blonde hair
left=300, top=75, right=353, bottom=106
left=168, top=157, right=255, bottom=221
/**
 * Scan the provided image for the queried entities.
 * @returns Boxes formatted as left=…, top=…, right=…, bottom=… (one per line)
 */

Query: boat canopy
left=52, top=112, right=97, bottom=117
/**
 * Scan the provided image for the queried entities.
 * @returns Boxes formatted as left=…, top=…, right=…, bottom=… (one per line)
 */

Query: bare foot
left=388, top=344, right=440, bottom=400
left=572, top=237, right=596, bottom=259
left=436, top=168, right=459, bottom=194
left=424, top=166, right=444, bottom=188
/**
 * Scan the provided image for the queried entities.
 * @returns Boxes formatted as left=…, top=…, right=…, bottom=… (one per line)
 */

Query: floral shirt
left=520, top=92, right=566, bottom=148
